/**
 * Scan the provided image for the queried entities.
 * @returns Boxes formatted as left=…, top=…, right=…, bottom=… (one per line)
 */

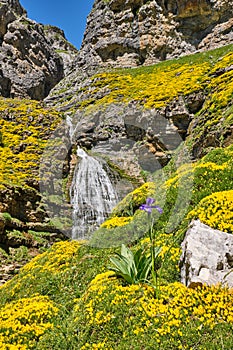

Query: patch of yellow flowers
left=0, top=295, right=58, bottom=349
left=189, top=190, right=233, bottom=233
left=111, top=181, right=156, bottom=216
left=75, top=272, right=233, bottom=347
left=0, top=97, right=60, bottom=188
left=22, top=240, right=82, bottom=274
left=100, top=216, right=133, bottom=228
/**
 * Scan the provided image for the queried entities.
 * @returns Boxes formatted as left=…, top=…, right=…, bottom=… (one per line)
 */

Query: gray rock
left=76, top=0, right=233, bottom=69
left=43, top=25, right=78, bottom=75
left=61, top=102, right=188, bottom=179
left=0, top=0, right=78, bottom=99
left=180, top=220, right=233, bottom=288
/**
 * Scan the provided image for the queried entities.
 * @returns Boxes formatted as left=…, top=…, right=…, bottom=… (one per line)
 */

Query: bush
left=73, top=273, right=233, bottom=349
left=0, top=295, right=58, bottom=349
left=188, top=190, right=233, bottom=233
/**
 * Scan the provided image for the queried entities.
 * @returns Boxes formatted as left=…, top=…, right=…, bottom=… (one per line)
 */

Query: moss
left=107, top=159, right=141, bottom=185
left=0, top=212, right=12, bottom=222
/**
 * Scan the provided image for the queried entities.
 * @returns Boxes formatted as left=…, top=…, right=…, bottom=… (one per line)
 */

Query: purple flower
left=139, top=197, right=163, bottom=214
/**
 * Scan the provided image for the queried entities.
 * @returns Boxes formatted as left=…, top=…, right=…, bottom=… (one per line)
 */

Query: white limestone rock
left=180, top=220, right=233, bottom=288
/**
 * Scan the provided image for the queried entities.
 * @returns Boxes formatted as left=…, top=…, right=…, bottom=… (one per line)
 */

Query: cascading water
left=69, top=147, right=118, bottom=239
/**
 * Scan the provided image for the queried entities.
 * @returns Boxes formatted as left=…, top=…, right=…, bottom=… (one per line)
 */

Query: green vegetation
left=89, top=145, right=233, bottom=248
left=108, top=243, right=161, bottom=286
left=0, top=98, right=61, bottom=189
left=0, top=44, right=233, bottom=349
left=0, top=145, right=233, bottom=349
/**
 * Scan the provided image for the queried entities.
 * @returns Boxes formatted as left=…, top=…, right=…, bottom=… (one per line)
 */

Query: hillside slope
left=0, top=1, right=233, bottom=348
left=1, top=45, right=233, bottom=277
left=47, top=44, right=233, bottom=167
left=0, top=144, right=232, bottom=349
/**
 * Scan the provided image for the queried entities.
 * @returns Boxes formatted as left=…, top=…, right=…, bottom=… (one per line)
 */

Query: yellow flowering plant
left=188, top=190, right=233, bottom=233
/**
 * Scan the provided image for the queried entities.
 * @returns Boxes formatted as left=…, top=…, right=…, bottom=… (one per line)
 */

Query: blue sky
left=20, top=0, right=95, bottom=49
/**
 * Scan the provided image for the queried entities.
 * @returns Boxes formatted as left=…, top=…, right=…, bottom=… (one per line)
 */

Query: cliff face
left=45, top=0, right=232, bottom=168
left=78, top=0, right=233, bottom=68
left=1, top=0, right=232, bottom=99
left=0, top=0, right=78, bottom=100
left=43, top=25, right=78, bottom=75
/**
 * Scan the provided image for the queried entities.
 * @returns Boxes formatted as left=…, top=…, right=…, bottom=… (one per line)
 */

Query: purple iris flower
left=139, top=197, right=163, bottom=214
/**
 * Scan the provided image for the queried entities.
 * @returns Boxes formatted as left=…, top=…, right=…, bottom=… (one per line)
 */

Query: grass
left=0, top=44, right=233, bottom=349
left=0, top=145, right=233, bottom=349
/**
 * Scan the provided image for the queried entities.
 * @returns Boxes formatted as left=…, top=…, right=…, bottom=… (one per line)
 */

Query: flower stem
left=148, top=215, right=160, bottom=298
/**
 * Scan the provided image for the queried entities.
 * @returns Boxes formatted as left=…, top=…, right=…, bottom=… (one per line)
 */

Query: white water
left=66, top=115, right=75, bottom=141
left=70, top=147, right=118, bottom=239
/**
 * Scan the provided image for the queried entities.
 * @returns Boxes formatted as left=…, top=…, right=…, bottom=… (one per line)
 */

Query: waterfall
left=66, top=115, right=75, bottom=141
left=70, top=147, right=118, bottom=239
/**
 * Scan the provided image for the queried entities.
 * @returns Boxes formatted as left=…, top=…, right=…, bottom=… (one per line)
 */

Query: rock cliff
left=78, top=0, right=233, bottom=68
left=46, top=0, right=233, bottom=166
left=0, top=0, right=78, bottom=100
left=43, top=25, right=78, bottom=75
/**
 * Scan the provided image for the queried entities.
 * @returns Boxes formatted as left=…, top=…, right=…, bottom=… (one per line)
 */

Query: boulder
left=180, top=220, right=233, bottom=288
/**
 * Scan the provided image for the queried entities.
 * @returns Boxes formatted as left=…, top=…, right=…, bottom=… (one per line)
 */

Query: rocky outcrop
left=0, top=0, right=78, bottom=100
left=0, top=0, right=25, bottom=39
left=0, top=184, right=45, bottom=223
left=63, top=101, right=193, bottom=178
left=180, top=220, right=233, bottom=288
left=77, top=0, right=233, bottom=68
left=0, top=212, right=65, bottom=285
left=43, top=25, right=78, bottom=75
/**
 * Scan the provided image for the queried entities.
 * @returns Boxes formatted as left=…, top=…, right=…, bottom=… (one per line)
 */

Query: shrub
left=0, top=97, right=61, bottom=189
left=100, top=216, right=133, bottom=229
left=111, top=182, right=156, bottom=217
left=0, top=295, right=58, bottom=349
left=73, top=273, right=233, bottom=349
left=188, top=190, right=233, bottom=233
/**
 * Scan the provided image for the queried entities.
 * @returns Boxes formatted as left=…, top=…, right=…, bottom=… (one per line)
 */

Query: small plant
left=109, top=243, right=161, bottom=285
left=109, top=198, right=163, bottom=297
left=139, top=197, right=163, bottom=297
